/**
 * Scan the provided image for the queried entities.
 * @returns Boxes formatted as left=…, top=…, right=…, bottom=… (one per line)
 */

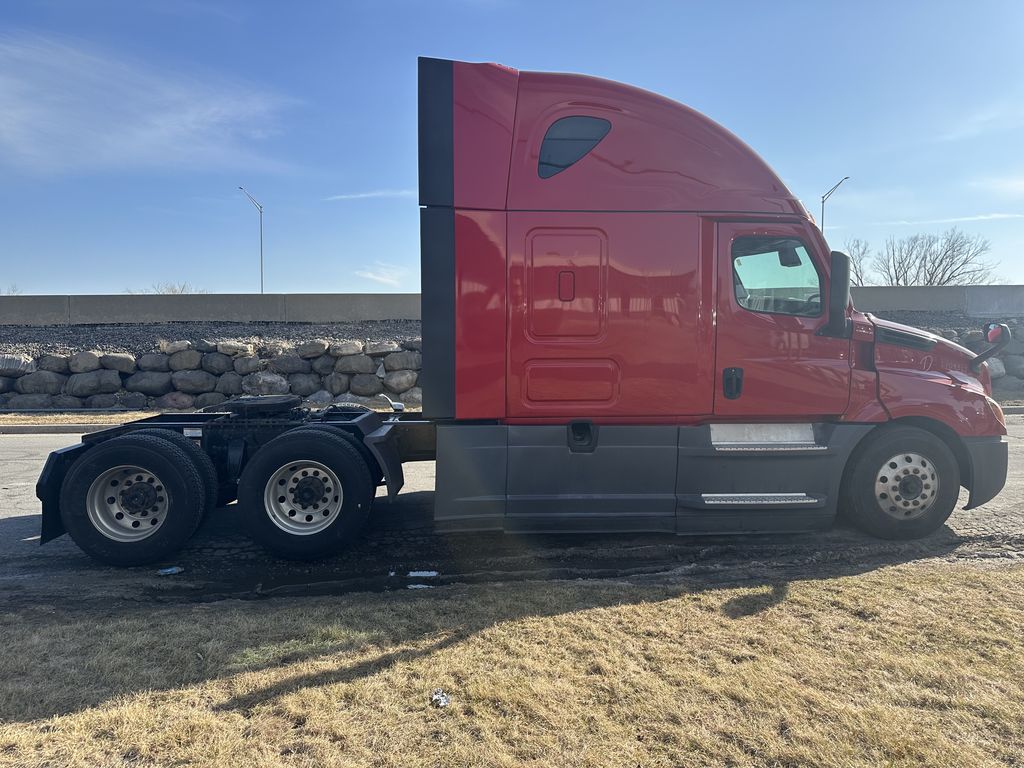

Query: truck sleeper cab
left=34, top=57, right=1009, bottom=566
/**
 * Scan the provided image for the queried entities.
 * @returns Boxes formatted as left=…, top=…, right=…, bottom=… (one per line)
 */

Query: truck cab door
left=713, top=221, right=851, bottom=417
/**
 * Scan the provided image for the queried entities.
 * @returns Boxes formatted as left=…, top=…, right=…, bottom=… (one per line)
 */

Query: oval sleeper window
left=538, top=116, right=611, bottom=179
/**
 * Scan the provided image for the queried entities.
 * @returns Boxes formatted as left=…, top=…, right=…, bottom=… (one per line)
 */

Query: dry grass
left=0, top=411, right=157, bottom=425
left=1, top=563, right=1023, bottom=767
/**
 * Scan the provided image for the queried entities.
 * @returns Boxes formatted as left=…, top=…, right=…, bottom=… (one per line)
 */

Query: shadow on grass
left=0, top=509, right=967, bottom=723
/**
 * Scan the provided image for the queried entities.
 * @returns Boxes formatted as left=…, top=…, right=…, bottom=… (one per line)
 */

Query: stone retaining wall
left=0, top=337, right=422, bottom=411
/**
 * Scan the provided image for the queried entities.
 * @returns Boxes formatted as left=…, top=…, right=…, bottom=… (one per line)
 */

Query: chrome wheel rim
left=874, top=452, right=938, bottom=521
left=86, top=465, right=169, bottom=542
left=263, top=460, right=343, bottom=536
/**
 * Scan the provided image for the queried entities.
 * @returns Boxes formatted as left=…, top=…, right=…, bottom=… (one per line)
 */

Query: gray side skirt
left=433, top=422, right=875, bottom=534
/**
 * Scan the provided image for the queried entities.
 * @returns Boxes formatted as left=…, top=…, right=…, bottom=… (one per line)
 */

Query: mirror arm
left=971, top=323, right=1011, bottom=372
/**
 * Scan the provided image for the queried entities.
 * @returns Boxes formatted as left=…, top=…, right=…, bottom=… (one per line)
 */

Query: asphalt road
left=2, top=420, right=1023, bottom=607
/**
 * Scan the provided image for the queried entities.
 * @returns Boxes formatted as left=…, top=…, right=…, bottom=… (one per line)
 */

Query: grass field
left=1, top=562, right=1022, bottom=767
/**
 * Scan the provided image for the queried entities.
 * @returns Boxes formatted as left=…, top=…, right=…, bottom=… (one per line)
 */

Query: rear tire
left=133, top=428, right=218, bottom=520
left=60, top=434, right=206, bottom=566
left=840, top=425, right=960, bottom=540
left=238, top=428, right=374, bottom=560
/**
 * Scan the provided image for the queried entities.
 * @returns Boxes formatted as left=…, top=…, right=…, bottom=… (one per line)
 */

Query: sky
left=1, top=0, right=1023, bottom=294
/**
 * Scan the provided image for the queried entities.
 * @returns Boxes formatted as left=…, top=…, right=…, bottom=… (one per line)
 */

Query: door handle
left=567, top=420, right=598, bottom=453
left=723, top=367, right=743, bottom=400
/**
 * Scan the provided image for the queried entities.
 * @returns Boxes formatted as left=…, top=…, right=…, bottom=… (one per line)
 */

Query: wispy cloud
left=970, top=176, right=1024, bottom=196
left=0, top=33, right=291, bottom=174
left=870, top=213, right=1024, bottom=226
left=355, top=261, right=411, bottom=287
left=324, top=189, right=416, bottom=201
left=936, top=104, right=1024, bottom=142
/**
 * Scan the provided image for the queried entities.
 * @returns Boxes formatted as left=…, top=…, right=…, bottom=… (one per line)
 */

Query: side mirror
left=971, top=322, right=1011, bottom=372
left=817, top=250, right=851, bottom=338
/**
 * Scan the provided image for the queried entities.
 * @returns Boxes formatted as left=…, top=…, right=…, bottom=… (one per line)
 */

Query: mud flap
left=35, top=442, right=89, bottom=544
left=364, top=424, right=405, bottom=501
left=963, top=435, right=1008, bottom=509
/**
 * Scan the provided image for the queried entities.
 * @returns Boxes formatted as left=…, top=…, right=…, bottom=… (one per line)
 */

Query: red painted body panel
left=454, top=209, right=507, bottom=420
left=506, top=212, right=713, bottom=419
left=507, top=71, right=805, bottom=214
left=452, top=62, right=518, bottom=211
left=439, top=57, right=1004, bottom=442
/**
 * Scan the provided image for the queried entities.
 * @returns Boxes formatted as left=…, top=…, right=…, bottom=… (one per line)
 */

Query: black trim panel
left=875, top=326, right=937, bottom=352
left=962, top=435, right=1008, bottom=509
left=420, top=206, right=456, bottom=419
left=417, top=57, right=453, bottom=208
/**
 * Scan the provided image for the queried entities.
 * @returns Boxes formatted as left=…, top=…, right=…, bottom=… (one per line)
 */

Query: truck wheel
left=841, top=425, right=960, bottom=540
left=133, top=428, right=218, bottom=519
left=59, top=434, right=206, bottom=566
left=238, top=429, right=374, bottom=560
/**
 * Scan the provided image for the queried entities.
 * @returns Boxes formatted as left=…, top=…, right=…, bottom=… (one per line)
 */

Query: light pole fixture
left=238, top=186, right=264, bottom=294
left=820, top=176, right=849, bottom=235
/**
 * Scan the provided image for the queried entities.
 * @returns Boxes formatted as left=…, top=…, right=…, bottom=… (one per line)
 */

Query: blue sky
left=1, top=0, right=1023, bottom=294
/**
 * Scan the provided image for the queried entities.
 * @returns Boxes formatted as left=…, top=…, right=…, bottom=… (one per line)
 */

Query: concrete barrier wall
left=0, top=294, right=421, bottom=325
left=1, top=287, right=1021, bottom=325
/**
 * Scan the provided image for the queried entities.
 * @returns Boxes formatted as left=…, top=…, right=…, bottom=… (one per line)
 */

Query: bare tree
left=126, top=282, right=209, bottom=295
left=843, top=237, right=872, bottom=286
left=871, top=228, right=996, bottom=286
left=1, top=283, right=23, bottom=295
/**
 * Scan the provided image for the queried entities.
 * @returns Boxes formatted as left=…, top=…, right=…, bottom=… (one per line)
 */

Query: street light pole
left=820, top=176, right=850, bottom=235
left=238, top=186, right=264, bottom=294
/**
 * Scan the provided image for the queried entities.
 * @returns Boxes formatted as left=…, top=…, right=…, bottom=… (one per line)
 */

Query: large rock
left=365, top=340, right=402, bottom=356
left=296, top=339, right=329, bottom=359
left=992, top=375, right=1024, bottom=394
left=52, top=394, right=84, bottom=410
left=15, top=370, right=68, bottom=395
left=67, top=351, right=100, bottom=374
left=384, top=369, right=418, bottom=394
left=269, top=355, right=311, bottom=374
left=287, top=373, right=322, bottom=396
left=195, top=392, right=227, bottom=410
left=399, top=387, right=423, bottom=407
left=311, top=354, right=337, bottom=375
left=241, top=371, right=290, bottom=395
left=137, top=353, right=170, bottom=372
left=125, top=371, right=173, bottom=396
left=201, top=352, right=234, bottom=375
left=215, top=372, right=244, bottom=395
left=85, top=394, right=122, bottom=409
left=402, top=338, right=423, bottom=351
left=329, top=340, right=363, bottom=357
left=0, top=377, right=15, bottom=394
left=217, top=341, right=253, bottom=356
left=323, top=372, right=350, bottom=395
left=65, top=369, right=122, bottom=397
left=154, top=391, right=195, bottom=410
left=383, top=350, right=422, bottom=372
left=194, top=339, right=218, bottom=352
left=118, top=391, right=149, bottom=410
left=169, top=349, right=203, bottom=371
left=350, top=373, right=384, bottom=396
left=234, top=355, right=264, bottom=375
left=999, top=355, right=1023, bottom=378
left=988, top=357, right=1007, bottom=380
left=159, top=340, right=192, bottom=354
left=305, top=390, right=333, bottom=406
left=334, top=354, right=377, bottom=374
left=37, top=354, right=70, bottom=374
left=171, top=370, right=218, bottom=394
left=0, top=354, right=36, bottom=377
left=7, top=393, right=53, bottom=409
left=100, top=353, right=137, bottom=373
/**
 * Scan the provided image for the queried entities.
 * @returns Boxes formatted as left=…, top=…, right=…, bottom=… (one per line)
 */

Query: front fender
left=878, top=369, right=1005, bottom=437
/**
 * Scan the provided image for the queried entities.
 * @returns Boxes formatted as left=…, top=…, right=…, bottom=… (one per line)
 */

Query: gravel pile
left=0, top=320, right=422, bottom=358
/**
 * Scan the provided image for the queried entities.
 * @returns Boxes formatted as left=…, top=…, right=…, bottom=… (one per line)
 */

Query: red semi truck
left=36, top=57, right=1010, bottom=565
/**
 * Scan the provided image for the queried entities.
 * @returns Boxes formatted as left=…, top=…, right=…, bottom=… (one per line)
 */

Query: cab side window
left=732, top=236, right=823, bottom=317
